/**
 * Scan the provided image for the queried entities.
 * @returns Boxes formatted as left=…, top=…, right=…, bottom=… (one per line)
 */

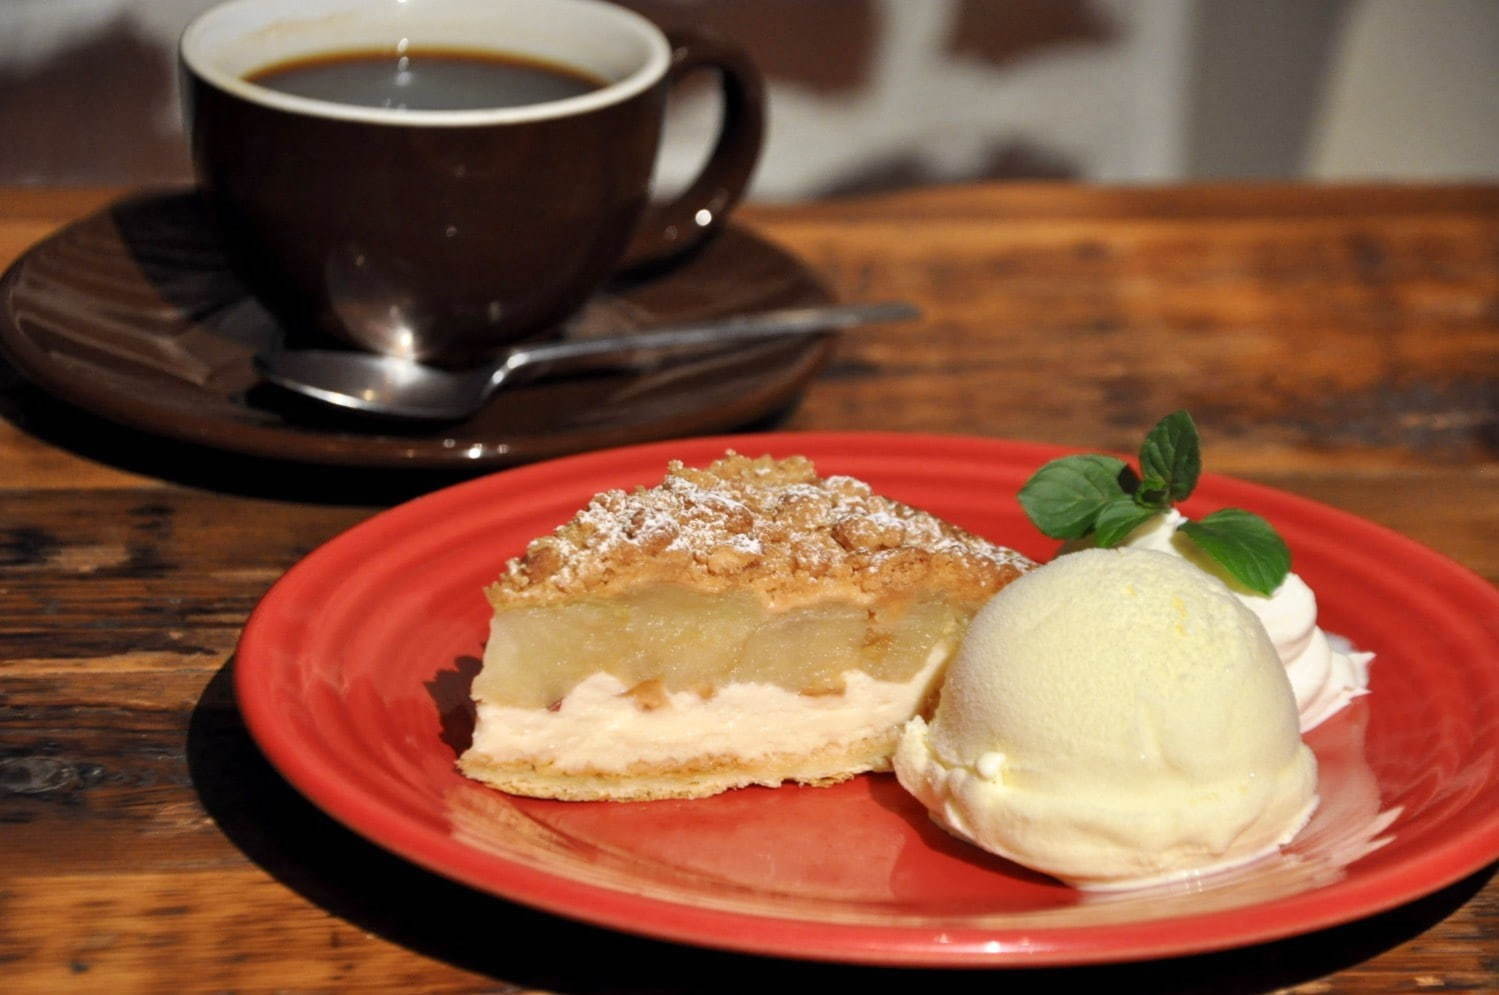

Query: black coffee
left=247, top=48, right=606, bottom=111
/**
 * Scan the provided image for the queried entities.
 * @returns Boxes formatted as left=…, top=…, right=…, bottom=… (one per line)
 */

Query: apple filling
left=474, top=584, right=972, bottom=710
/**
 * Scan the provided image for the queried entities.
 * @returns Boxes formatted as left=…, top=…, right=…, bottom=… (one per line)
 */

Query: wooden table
left=2, top=184, right=1496, bottom=992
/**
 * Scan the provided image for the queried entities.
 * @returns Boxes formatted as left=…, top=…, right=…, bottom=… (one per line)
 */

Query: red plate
left=235, top=433, right=1499, bottom=966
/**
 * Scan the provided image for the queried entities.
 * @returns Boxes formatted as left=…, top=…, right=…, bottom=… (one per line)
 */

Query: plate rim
left=235, top=430, right=1499, bottom=966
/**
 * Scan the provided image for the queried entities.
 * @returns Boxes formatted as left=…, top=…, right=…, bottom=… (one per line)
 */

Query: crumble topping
left=487, top=452, right=1033, bottom=608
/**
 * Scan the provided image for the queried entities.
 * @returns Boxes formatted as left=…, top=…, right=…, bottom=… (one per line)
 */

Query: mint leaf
left=1139, top=411, right=1201, bottom=503
left=1135, top=474, right=1169, bottom=508
left=1018, top=455, right=1127, bottom=539
left=1092, top=495, right=1161, bottom=547
left=1178, top=508, right=1291, bottom=595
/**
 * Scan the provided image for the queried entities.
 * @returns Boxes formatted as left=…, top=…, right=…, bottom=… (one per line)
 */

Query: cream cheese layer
left=468, top=640, right=953, bottom=773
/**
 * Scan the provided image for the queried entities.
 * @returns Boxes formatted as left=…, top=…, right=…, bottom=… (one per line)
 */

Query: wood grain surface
left=1, top=184, right=1496, bottom=993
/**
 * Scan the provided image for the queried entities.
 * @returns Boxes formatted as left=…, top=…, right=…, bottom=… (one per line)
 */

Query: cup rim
left=179, top=0, right=671, bottom=127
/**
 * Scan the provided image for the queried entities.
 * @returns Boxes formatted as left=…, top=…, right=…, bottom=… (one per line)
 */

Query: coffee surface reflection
left=247, top=48, right=606, bottom=111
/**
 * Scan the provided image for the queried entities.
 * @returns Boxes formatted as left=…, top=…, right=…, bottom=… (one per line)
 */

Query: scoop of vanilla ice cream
left=894, top=548, right=1318, bottom=890
left=1120, top=510, right=1371, bottom=730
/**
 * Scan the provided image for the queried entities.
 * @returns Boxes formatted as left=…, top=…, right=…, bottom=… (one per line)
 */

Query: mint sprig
left=1178, top=510, right=1292, bottom=596
left=1138, top=409, right=1200, bottom=503
left=1018, top=411, right=1291, bottom=595
left=1092, top=494, right=1160, bottom=547
left=1014, top=454, right=1126, bottom=539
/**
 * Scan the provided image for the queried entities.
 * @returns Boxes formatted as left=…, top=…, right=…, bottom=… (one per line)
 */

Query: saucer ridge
left=0, top=189, right=834, bottom=468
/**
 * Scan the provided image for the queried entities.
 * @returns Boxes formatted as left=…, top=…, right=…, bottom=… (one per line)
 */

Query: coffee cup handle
left=618, top=29, right=765, bottom=272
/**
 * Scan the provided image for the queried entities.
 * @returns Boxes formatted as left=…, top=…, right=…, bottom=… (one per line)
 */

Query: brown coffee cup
left=180, top=0, right=763, bottom=364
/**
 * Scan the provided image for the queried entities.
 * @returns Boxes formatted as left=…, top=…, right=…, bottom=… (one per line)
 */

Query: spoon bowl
left=258, top=350, right=501, bottom=420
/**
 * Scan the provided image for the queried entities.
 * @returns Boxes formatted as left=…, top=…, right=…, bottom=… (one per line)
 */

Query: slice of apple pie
left=458, top=452, right=1032, bottom=801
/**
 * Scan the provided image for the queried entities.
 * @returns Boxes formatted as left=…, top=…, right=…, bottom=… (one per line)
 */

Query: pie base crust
left=460, top=728, right=902, bottom=803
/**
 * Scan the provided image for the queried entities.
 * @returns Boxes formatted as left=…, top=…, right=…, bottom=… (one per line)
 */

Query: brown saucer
left=0, top=190, right=832, bottom=469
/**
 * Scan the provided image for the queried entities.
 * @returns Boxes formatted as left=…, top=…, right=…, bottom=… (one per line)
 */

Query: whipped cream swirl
left=1114, top=509, right=1372, bottom=731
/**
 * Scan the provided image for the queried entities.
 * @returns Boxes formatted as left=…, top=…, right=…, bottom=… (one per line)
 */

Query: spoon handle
left=497, top=301, right=918, bottom=381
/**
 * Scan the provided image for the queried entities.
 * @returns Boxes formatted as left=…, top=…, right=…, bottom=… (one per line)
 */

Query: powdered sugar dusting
left=488, top=451, right=1032, bottom=608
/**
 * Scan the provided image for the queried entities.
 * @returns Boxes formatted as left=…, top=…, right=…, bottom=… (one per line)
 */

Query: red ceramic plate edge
left=235, top=431, right=1499, bottom=967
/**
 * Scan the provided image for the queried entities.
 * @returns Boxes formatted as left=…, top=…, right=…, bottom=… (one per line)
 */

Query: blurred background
left=3, top=0, right=1497, bottom=200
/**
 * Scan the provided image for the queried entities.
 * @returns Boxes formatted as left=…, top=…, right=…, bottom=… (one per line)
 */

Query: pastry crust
left=488, top=452, right=1030, bottom=611
left=459, top=728, right=902, bottom=802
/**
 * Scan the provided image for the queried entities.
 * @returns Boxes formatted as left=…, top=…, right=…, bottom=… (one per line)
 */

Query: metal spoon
left=255, top=301, right=917, bottom=421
